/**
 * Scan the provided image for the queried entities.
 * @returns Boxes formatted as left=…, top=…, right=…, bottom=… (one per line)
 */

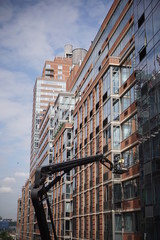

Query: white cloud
left=0, top=0, right=79, bottom=70
left=0, top=0, right=112, bottom=71
left=0, top=69, right=32, bottom=151
left=0, top=187, right=13, bottom=193
left=14, top=172, right=29, bottom=178
left=2, top=177, right=15, bottom=183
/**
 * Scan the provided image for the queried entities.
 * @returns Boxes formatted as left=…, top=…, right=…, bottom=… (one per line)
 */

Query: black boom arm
left=31, top=154, right=127, bottom=240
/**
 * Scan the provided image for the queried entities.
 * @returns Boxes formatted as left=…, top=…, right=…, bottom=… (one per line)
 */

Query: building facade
left=69, top=1, right=140, bottom=239
left=17, top=0, right=160, bottom=239
left=134, top=0, right=160, bottom=239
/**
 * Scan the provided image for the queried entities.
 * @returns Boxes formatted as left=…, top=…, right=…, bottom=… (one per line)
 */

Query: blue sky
left=0, top=0, right=113, bottom=220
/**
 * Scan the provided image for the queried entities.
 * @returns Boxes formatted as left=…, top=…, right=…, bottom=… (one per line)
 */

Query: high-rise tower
left=30, top=56, right=72, bottom=172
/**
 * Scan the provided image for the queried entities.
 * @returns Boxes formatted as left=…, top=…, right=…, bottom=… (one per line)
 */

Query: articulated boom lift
left=31, top=154, right=127, bottom=240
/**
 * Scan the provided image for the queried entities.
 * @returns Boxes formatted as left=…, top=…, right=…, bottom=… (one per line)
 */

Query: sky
left=0, top=0, right=113, bottom=220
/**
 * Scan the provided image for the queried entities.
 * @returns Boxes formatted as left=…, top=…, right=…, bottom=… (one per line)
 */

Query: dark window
left=84, top=116, right=87, bottom=123
left=103, top=92, right=108, bottom=102
left=139, top=46, right=146, bottom=62
left=96, top=126, right=99, bottom=134
left=96, top=102, right=99, bottom=110
left=138, top=13, right=145, bottom=28
left=90, top=110, right=93, bottom=118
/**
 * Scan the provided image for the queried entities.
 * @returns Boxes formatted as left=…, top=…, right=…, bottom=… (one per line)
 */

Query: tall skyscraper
left=30, top=56, right=72, bottom=173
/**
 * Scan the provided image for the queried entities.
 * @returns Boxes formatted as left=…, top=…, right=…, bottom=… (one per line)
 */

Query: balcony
left=121, top=132, right=138, bottom=150
left=120, top=101, right=137, bottom=122
left=122, top=198, right=140, bottom=210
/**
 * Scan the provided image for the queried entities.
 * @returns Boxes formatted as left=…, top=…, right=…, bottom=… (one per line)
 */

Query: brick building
left=17, top=0, right=160, bottom=239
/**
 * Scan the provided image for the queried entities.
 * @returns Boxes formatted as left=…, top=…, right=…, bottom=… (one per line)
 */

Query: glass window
left=112, top=25, right=134, bottom=57
left=146, top=15, right=153, bottom=45
left=90, top=118, right=93, bottom=134
left=123, top=178, right=139, bottom=199
left=90, top=92, right=93, bottom=111
left=122, top=145, right=139, bottom=167
left=96, top=84, right=99, bottom=103
left=74, top=137, right=77, bottom=155
left=96, top=111, right=99, bottom=127
left=121, top=67, right=130, bottom=84
left=96, top=135, right=99, bottom=154
left=122, top=85, right=137, bottom=112
left=90, top=190, right=92, bottom=207
left=112, top=67, right=119, bottom=94
left=143, top=139, right=151, bottom=163
left=79, top=130, right=82, bottom=145
left=84, top=145, right=87, bottom=157
left=79, top=107, right=82, bottom=124
left=153, top=3, right=160, bottom=36
left=113, top=99, right=119, bottom=120
left=103, top=69, right=110, bottom=98
left=96, top=162, right=99, bottom=178
left=113, top=126, right=120, bottom=149
left=124, top=212, right=140, bottom=232
left=74, top=114, right=77, bottom=134
left=104, top=126, right=111, bottom=148
left=58, top=65, right=63, bottom=70
left=90, top=215, right=92, bottom=237
left=84, top=100, right=87, bottom=118
left=150, top=87, right=159, bottom=119
left=66, top=184, right=71, bottom=198
left=155, top=43, right=160, bottom=73
left=124, top=213, right=134, bottom=232
left=96, top=215, right=100, bottom=233
left=115, top=215, right=122, bottom=231
left=90, top=141, right=93, bottom=155
left=96, top=188, right=99, bottom=204
left=122, top=114, right=137, bottom=140
left=58, top=75, right=62, bottom=80
left=114, top=184, right=122, bottom=203
left=46, top=64, right=51, bottom=68
left=103, top=99, right=111, bottom=122
left=84, top=124, right=87, bottom=140
left=104, top=185, right=108, bottom=202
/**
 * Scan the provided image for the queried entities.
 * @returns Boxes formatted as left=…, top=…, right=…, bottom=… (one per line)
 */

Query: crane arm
left=31, top=154, right=127, bottom=240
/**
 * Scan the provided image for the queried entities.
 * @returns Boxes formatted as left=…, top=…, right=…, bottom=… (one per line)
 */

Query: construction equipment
left=31, top=154, right=128, bottom=240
